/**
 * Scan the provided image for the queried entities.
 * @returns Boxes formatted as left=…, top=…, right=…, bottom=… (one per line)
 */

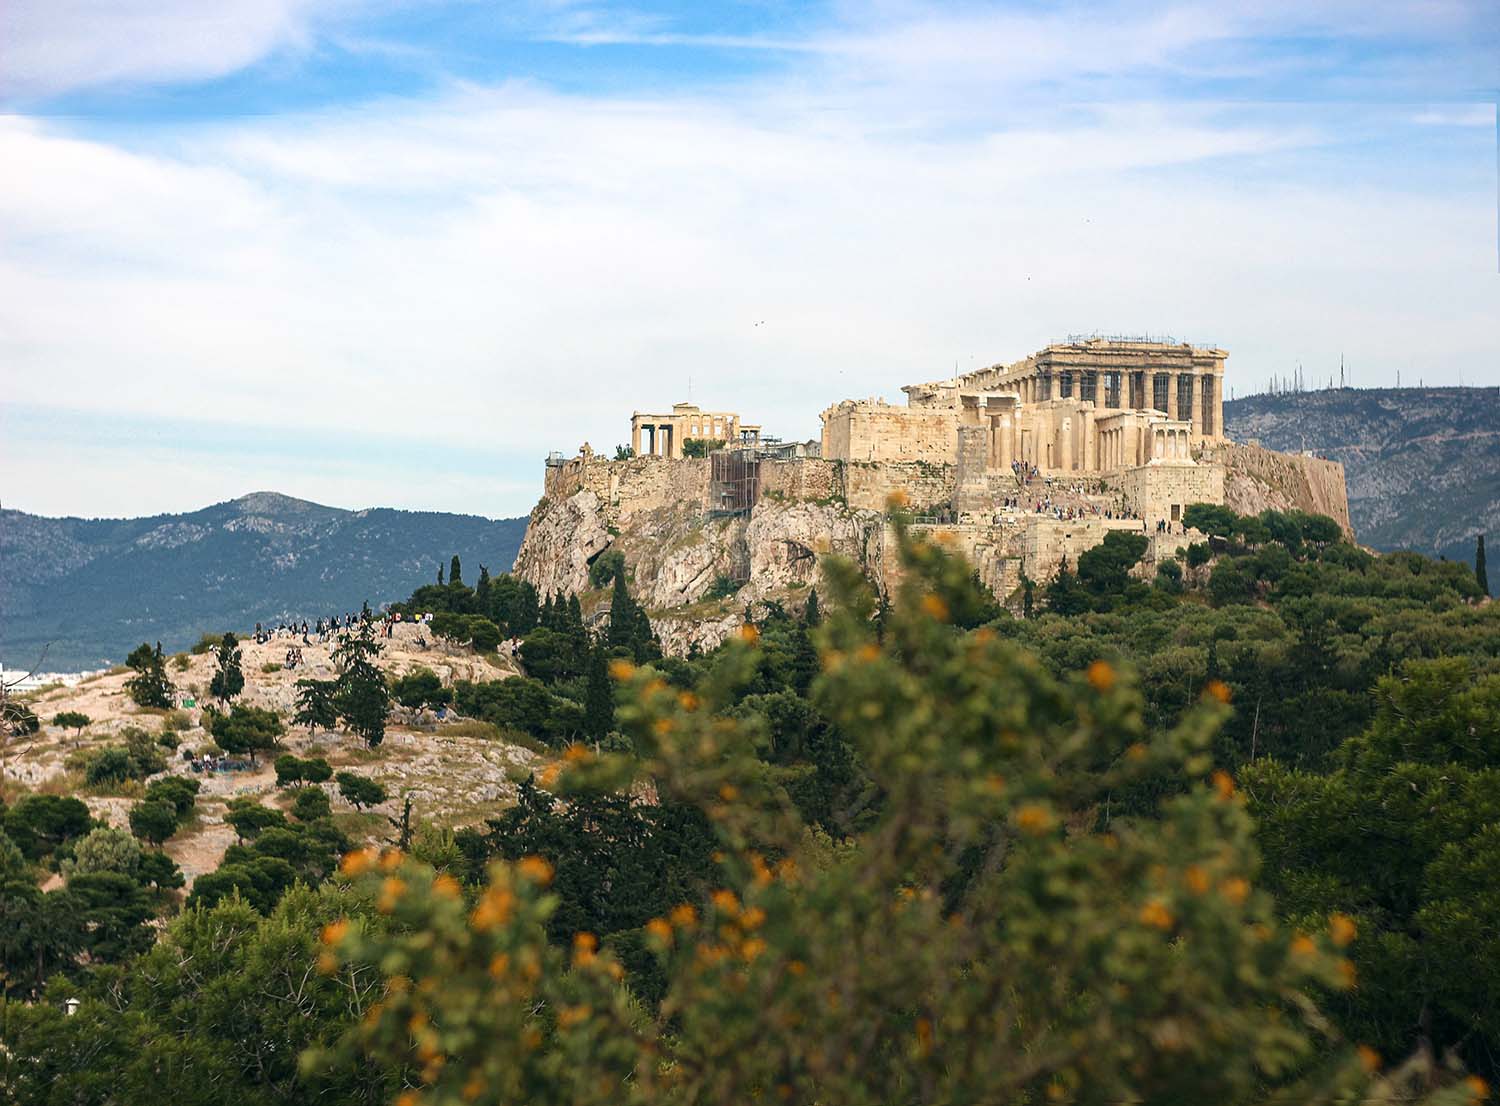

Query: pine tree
left=333, top=620, right=391, bottom=748
left=1477, top=534, right=1490, bottom=597
left=124, top=642, right=175, bottom=709
left=803, top=588, right=821, bottom=627
left=583, top=645, right=614, bottom=740
left=294, top=678, right=338, bottom=736
left=475, top=566, right=492, bottom=612
left=450, top=555, right=463, bottom=587
left=208, top=632, right=244, bottom=706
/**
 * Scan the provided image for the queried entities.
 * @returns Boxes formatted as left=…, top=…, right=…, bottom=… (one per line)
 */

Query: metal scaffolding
left=709, top=447, right=761, bottom=517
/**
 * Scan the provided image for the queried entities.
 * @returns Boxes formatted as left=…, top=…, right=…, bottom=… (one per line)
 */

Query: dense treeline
left=0, top=513, right=1495, bottom=1103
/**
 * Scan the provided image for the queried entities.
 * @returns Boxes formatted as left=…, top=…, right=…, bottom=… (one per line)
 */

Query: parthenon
left=821, top=337, right=1226, bottom=473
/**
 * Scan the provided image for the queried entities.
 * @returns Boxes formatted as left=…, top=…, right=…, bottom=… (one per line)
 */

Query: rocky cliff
left=515, top=462, right=890, bottom=654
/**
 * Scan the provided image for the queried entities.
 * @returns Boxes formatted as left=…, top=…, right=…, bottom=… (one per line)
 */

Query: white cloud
left=0, top=0, right=357, bottom=98
left=1, top=2, right=1496, bottom=517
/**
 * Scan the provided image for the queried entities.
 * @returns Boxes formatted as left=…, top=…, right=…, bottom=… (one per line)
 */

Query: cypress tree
left=437, top=563, right=445, bottom=586
left=583, top=645, right=614, bottom=740
left=1478, top=534, right=1490, bottom=597
left=514, top=582, right=539, bottom=635
left=803, top=588, right=821, bottom=627
left=608, top=568, right=636, bottom=652
left=450, top=555, right=463, bottom=587
left=475, top=566, right=492, bottom=612
left=566, top=594, right=587, bottom=653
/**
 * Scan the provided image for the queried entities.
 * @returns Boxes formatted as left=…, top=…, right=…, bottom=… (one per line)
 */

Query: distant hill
left=0, top=492, right=528, bottom=672
left=1224, top=387, right=1500, bottom=571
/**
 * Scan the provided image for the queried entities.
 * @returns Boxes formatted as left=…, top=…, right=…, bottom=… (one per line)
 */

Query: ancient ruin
left=631, top=403, right=761, bottom=458
left=518, top=337, right=1351, bottom=653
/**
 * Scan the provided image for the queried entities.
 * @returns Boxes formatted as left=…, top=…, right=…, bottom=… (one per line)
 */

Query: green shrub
left=289, top=787, right=331, bottom=822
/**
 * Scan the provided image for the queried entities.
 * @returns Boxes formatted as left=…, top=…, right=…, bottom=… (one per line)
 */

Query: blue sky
left=2, top=0, right=1496, bottom=520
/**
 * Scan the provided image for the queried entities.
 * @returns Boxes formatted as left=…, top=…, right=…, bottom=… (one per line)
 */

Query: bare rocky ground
left=4, top=623, right=547, bottom=885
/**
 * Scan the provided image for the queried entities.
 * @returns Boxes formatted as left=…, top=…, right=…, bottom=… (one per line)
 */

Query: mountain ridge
left=1224, top=386, right=1499, bottom=567
left=1, top=492, right=528, bottom=671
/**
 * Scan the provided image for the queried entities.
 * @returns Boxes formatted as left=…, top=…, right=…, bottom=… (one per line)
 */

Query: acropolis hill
left=517, top=338, right=1352, bottom=651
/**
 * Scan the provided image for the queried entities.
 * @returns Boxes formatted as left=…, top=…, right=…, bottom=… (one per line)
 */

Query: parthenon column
left=1166, top=375, right=1178, bottom=420
left=632, top=422, right=642, bottom=455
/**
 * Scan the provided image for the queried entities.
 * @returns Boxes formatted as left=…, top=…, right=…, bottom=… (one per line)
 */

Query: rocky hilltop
left=1, top=493, right=527, bottom=671
left=514, top=443, right=1349, bottom=654
left=1225, top=387, right=1500, bottom=563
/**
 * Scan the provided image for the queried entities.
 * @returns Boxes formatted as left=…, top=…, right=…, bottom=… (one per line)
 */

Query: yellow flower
left=1211, top=770, right=1236, bottom=801
left=915, top=1016, right=933, bottom=1056
left=432, top=874, right=461, bottom=899
left=677, top=691, right=699, bottom=710
left=517, top=855, right=554, bottom=885
left=1289, top=934, right=1317, bottom=958
left=1014, top=803, right=1055, bottom=835
left=538, top=764, right=562, bottom=789
left=718, top=783, right=739, bottom=802
left=379, top=849, right=404, bottom=872
left=1221, top=877, right=1250, bottom=905
left=1205, top=679, right=1231, bottom=703
left=1125, top=742, right=1148, bottom=762
left=741, top=906, right=767, bottom=930
left=886, top=490, right=910, bottom=510
left=1086, top=659, right=1115, bottom=691
left=557, top=1004, right=592, bottom=1028
left=1329, top=912, right=1357, bottom=947
left=1337, top=958, right=1357, bottom=989
left=1356, top=1044, right=1381, bottom=1072
left=471, top=887, right=515, bottom=931
left=573, top=931, right=598, bottom=967
left=320, top=919, right=349, bottom=946
left=646, top=918, right=673, bottom=945
left=711, top=889, right=740, bottom=916
left=488, top=953, right=510, bottom=980
left=395, top=1092, right=421, bottom=1106
left=378, top=878, right=406, bottom=914
left=340, top=848, right=374, bottom=876
left=741, top=938, right=767, bottom=961
left=856, top=642, right=881, bottom=662
left=787, top=960, right=806, bottom=976
left=1465, top=1076, right=1489, bottom=1103
left=1184, top=866, right=1210, bottom=895
left=316, top=951, right=337, bottom=975
left=921, top=593, right=950, bottom=621
left=750, top=853, right=773, bottom=886
left=462, top=1073, right=486, bottom=1102
left=1139, top=901, right=1175, bottom=930
left=670, top=903, right=698, bottom=927
left=739, top=623, right=760, bottom=645
left=563, top=742, right=590, bottom=763
left=608, top=658, right=636, bottom=681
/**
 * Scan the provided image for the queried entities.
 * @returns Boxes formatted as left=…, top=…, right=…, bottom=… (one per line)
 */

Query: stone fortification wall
left=822, top=400, right=957, bottom=464
left=1115, top=463, right=1225, bottom=527
left=544, top=456, right=710, bottom=524
left=1020, top=517, right=1152, bottom=584
left=759, top=458, right=842, bottom=502
left=841, top=461, right=956, bottom=512
left=1208, top=442, right=1353, bottom=539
